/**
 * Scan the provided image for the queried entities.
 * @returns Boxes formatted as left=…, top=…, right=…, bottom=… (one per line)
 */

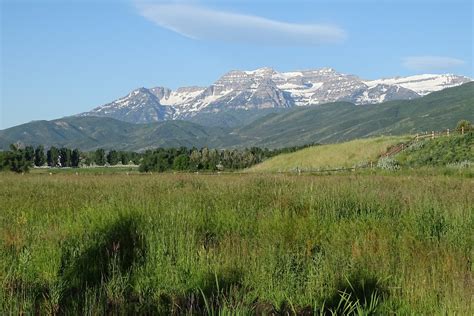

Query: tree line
left=0, top=143, right=315, bottom=173
left=0, top=145, right=141, bottom=173
left=138, top=145, right=316, bottom=172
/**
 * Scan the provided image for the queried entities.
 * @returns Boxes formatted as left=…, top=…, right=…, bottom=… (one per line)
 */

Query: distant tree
left=24, top=146, right=35, bottom=164
left=107, top=150, right=119, bottom=165
left=71, top=149, right=81, bottom=167
left=154, top=151, right=172, bottom=172
left=135, top=144, right=315, bottom=173
left=119, top=152, right=130, bottom=165
left=138, top=150, right=155, bottom=172
left=201, top=147, right=210, bottom=169
left=189, top=149, right=202, bottom=170
left=208, top=149, right=219, bottom=170
left=173, top=154, right=190, bottom=170
left=34, top=145, right=46, bottom=167
left=222, top=149, right=232, bottom=169
left=94, top=148, right=106, bottom=166
left=47, top=146, right=59, bottom=167
left=456, top=120, right=472, bottom=132
left=59, top=147, right=72, bottom=167
left=131, top=153, right=141, bottom=165
left=0, top=151, right=6, bottom=171
left=5, top=144, right=32, bottom=173
left=83, top=152, right=93, bottom=166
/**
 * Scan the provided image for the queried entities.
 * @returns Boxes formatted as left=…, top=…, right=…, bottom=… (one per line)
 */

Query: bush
left=377, top=157, right=400, bottom=171
left=396, top=133, right=473, bottom=167
left=446, top=160, right=472, bottom=169
left=456, top=119, right=472, bottom=132
left=2, top=144, right=32, bottom=173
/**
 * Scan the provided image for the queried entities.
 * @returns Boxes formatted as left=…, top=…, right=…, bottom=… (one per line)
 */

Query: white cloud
left=135, top=2, right=346, bottom=45
left=402, top=56, right=465, bottom=71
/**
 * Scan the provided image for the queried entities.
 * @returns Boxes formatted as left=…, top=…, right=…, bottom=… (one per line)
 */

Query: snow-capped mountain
left=363, top=74, right=469, bottom=96
left=80, top=68, right=471, bottom=124
left=83, top=88, right=174, bottom=123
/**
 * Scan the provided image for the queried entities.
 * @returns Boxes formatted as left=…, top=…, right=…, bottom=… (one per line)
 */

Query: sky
left=1, top=0, right=472, bottom=129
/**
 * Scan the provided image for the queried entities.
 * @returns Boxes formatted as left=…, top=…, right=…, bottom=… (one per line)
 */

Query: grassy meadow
left=0, top=171, right=473, bottom=314
left=247, top=136, right=410, bottom=173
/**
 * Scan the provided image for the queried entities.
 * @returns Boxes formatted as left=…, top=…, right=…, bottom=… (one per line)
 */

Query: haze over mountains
left=79, top=68, right=471, bottom=124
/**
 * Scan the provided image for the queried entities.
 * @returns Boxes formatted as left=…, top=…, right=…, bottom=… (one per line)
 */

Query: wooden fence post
left=416, top=133, right=419, bottom=141
left=431, top=131, right=434, bottom=139
left=447, top=128, right=450, bottom=136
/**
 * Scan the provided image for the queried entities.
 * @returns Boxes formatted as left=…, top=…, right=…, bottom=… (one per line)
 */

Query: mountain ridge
left=79, top=68, right=471, bottom=124
left=2, top=82, right=473, bottom=151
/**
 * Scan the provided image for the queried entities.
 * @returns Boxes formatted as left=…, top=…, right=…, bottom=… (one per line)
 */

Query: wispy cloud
left=402, top=56, right=465, bottom=71
left=135, top=2, right=346, bottom=45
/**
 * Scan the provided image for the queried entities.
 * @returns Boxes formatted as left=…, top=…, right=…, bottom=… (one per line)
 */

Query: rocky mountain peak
left=80, top=68, right=471, bottom=124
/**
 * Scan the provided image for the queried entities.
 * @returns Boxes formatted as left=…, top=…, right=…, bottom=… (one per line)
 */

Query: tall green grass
left=396, top=132, right=473, bottom=167
left=247, top=136, right=410, bottom=172
left=0, top=173, right=472, bottom=314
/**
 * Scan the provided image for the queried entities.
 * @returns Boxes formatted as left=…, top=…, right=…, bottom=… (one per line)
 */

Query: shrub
left=377, top=157, right=400, bottom=171
left=456, top=119, right=472, bottom=132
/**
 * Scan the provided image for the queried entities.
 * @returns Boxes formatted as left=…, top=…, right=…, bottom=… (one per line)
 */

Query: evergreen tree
left=5, top=144, right=32, bottom=173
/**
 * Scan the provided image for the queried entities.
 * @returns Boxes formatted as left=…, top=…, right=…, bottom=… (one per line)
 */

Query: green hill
left=395, top=133, right=473, bottom=167
left=236, top=82, right=474, bottom=148
left=247, top=136, right=409, bottom=172
left=0, top=117, right=235, bottom=151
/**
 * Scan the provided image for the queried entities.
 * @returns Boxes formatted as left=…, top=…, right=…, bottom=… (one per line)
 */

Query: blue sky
left=1, top=0, right=472, bottom=129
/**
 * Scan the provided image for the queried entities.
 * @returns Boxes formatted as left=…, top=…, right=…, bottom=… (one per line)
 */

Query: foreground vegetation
left=0, top=172, right=472, bottom=314
left=396, top=132, right=473, bottom=168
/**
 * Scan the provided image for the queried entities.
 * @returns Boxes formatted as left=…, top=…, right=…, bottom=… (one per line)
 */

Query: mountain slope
left=78, top=68, right=471, bottom=125
left=1, top=82, right=473, bottom=151
left=235, top=82, right=474, bottom=148
left=364, top=74, right=469, bottom=96
left=80, top=88, right=174, bottom=123
left=0, top=117, right=237, bottom=151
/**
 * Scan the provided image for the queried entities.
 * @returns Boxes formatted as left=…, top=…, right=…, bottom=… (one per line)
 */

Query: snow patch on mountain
left=80, top=68, right=471, bottom=124
left=364, top=74, right=471, bottom=96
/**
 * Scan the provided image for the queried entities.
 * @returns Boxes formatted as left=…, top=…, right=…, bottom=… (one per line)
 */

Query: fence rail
left=382, top=127, right=470, bottom=158
left=284, top=127, right=470, bottom=174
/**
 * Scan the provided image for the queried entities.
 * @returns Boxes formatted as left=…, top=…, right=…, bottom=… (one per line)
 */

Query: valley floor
left=0, top=172, right=473, bottom=314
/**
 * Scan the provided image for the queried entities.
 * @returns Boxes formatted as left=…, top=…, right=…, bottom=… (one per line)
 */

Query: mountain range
left=79, top=68, right=471, bottom=125
left=1, top=81, right=473, bottom=151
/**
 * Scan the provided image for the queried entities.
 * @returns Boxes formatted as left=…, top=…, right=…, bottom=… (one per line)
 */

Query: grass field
left=0, top=172, right=472, bottom=314
left=247, top=136, right=410, bottom=173
left=29, top=165, right=139, bottom=175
